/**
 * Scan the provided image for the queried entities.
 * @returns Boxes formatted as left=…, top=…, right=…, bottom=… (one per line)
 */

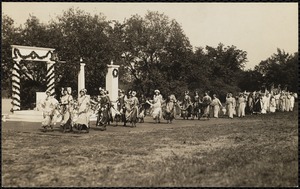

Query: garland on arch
left=12, top=48, right=54, bottom=61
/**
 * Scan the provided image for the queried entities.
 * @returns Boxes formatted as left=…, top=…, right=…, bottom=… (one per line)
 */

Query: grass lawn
left=1, top=109, right=298, bottom=187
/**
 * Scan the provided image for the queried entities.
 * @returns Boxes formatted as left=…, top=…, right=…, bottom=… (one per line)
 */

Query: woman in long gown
left=202, top=92, right=212, bottom=118
left=285, top=92, right=291, bottom=112
left=96, top=89, right=111, bottom=130
left=40, top=90, right=59, bottom=130
left=280, top=92, right=287, bottom=112
left=60, top=87, right=74, bottom=131
left=210, top=94, right=222, bottom=118
left=181, top=91, right=192, bottom=119
left=246, top=93, right=254, bottom=114
left=74, top=89, right=91, bottom=132
left=269, top=96, right=276, bottom=113
left=124, top=91, right=139, bottom=127
left=237, top=93, right=246, bottom=117
left=164, top=94, right=177, bottom=123
left=147, top=89, right=163, bottom=123
left=253, top=93, right=262, bottom=114
left=225, top=93, right=234, bottom=119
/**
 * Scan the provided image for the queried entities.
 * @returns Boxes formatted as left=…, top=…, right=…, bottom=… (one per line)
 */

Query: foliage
left=120, top=11, right=193, bottom=98
left=1, top=10, right=297, bottom=108
left=254, top=49, right=298, bottom=92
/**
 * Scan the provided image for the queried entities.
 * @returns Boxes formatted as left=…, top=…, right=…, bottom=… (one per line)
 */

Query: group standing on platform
left=38, top=86, right=297, bottom=133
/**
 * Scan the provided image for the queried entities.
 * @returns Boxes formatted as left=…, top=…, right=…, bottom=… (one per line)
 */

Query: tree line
left=2, top=8, right=297, bottom=106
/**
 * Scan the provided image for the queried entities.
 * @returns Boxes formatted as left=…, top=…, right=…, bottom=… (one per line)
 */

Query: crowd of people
left=38, top=86, right=297, bottom=132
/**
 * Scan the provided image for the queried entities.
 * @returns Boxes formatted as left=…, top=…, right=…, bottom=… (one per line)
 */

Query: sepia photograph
left=1, top=2, right=298, bottom=187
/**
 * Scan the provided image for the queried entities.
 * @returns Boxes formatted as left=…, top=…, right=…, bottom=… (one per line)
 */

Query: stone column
left=106, top=63, right=119, bottom=107
left=11, top=59, right=21, bottom=111
left=78, top=62, right=86, bottom=97
left=46, top=61, right=55, bottom=96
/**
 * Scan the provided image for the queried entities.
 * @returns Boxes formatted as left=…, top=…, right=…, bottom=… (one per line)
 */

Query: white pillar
left=78, top=63, right=86, bottom=97
left=46, top=61, right=55, bottom=96
left=106, top=64, right=119, bottom=107
left=12, top=59, right=21, bottom=111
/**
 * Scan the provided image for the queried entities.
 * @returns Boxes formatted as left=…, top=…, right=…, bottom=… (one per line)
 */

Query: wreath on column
left=112, top=69, right=119, bottom=77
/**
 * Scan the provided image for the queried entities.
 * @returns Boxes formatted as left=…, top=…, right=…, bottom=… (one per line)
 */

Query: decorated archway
left=11, top=45, right=57, bottom=111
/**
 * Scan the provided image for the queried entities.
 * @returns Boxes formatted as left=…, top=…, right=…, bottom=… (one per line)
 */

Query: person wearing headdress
left=137, top=93, right=148, bottom=122
left=116, top=89, right=126, bottom=124
left=40, top=90, right=59, bottom=130
left=210, top=94, right=223, bottom=118
left=124, top=90, right=139, bottom=126
left=181, top=90, right=193, bottom=119
left=95, top=88, right=111, bottom=130
left=74, top=89, right=91, bottom=131
left=60, top=87, right=74, bottom=130
left=164, top=94, right=177, bottom=123
left=147, top=89, right=163, bottom=123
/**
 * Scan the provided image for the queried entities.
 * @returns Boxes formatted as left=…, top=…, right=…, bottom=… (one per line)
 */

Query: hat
left=154, top=89, right=160, bottom=93
left=80, top=88, right=87, bottom=94
left=131, top=91, right=137, bottom=96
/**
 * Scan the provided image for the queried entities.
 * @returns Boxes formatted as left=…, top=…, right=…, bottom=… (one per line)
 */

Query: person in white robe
left=147, top=89, right=164, bottom=123
left=40, top=91, right=59, bottom=129
left=210, top=94, right=222, bottom=118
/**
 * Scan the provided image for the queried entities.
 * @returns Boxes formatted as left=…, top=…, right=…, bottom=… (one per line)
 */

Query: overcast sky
left=2, top=2, right=298, bottom=70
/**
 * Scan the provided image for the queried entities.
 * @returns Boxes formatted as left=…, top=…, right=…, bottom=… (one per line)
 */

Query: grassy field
left=1, top=109, right=298, bottom=187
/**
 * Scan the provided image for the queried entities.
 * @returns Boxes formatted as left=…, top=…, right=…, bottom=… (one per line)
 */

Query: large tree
left=254, top=49, right=298, bottom=92
left=120, top=11, right=193, bottom=98
left=188, top=43, right=248, bottom=99
left=48, top=8, right=113, bottom=96
left=1, top=15, right=22, bottom=97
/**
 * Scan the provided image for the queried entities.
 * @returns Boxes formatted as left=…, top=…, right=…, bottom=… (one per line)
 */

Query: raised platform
left=2, top=110, right=98, bottom=123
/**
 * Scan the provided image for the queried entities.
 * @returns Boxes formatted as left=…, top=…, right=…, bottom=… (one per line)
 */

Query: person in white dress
left=269, top=96, right=276, bottom=113
left=290, top=92, right=295, bottom=111
left=147, top=89, right=164, bottom=123
left=237, top=93, right=246, bottom=117
left=74, top=89, right=91, bottom=130
left=40, top=90, right=59, bottom=130
left=210, top=94, right=222, bottom=118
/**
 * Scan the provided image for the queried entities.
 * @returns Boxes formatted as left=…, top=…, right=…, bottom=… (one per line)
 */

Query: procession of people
left=38, top=85, right=297, bottom=133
